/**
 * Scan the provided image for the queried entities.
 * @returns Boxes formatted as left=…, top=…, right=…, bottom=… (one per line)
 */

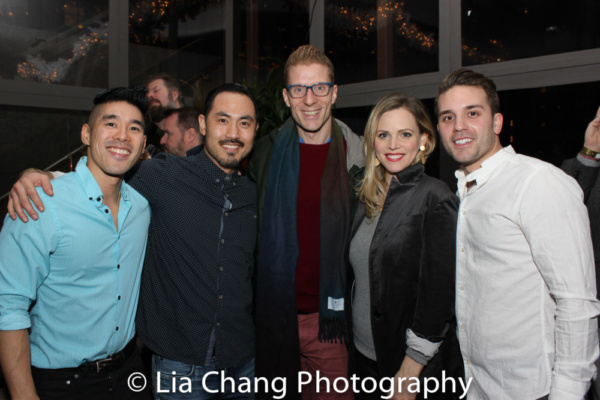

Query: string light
left=332, top=1, right=503, bottom=59
left=333, top=2, right=436, bottom=53
left=9, top=0, right=504, bottom=81
left=17, top=23, right=109, bottom=83
left=128, top=0, right=221, bottom=44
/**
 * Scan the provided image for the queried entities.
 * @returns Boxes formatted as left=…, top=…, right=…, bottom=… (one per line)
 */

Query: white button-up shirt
left=455, top=146, right=600, bottom=400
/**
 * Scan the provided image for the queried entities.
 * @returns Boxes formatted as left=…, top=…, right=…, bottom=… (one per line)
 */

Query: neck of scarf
left=257, top=117, right=350, bottom=343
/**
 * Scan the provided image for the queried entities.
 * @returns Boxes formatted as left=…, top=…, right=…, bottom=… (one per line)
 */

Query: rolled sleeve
left=0, top=203, right=56, bottom=331
left=0, top=312, right=31, bottom=331
left=406, top=328, right=442, bottom=365
left=576, top=153, right=600, bottom=168
left=550, top=373, right=595, bottom=400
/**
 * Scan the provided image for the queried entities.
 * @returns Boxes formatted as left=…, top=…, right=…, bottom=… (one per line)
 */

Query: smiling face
left=283, top=63, right=337, bottom=142
left=199, top=91, right=258, bottom=174
left=160, top=113, right=187, bottom=156
left=437, top=85, right=503, bottom=174
left=82, top=101, right=146, bottom=182
left=374, top=107, right=428, bottom=184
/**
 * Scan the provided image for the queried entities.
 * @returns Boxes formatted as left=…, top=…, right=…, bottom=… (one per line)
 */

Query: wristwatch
left=580, top=146, right=600, bottom=160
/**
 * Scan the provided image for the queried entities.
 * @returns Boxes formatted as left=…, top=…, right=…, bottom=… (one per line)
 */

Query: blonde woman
left=348, top=93, right=463, bottom=400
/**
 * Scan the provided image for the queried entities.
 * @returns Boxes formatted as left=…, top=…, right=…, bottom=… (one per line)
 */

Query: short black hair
left=93, top=87, right=148, bottom=116
left=204, top=83, right=259, bottom=121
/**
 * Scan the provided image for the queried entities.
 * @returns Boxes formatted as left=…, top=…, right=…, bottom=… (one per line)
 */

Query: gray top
left=349, top=212, right=380, bottom=361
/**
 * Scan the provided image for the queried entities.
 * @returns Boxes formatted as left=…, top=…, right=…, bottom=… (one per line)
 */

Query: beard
left=148, top=102, right=166, bottom=123
left=206, top=139, right=245, bottom=171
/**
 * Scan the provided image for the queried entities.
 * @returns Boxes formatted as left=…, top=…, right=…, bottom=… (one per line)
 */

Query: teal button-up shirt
left=0, top=157, right=150, bottom=368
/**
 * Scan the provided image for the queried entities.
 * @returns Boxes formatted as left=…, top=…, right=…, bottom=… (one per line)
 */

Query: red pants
left=298, top=313, right=354, bottom=400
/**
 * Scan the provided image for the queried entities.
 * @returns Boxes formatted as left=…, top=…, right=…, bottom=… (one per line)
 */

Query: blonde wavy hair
left=357, top=93, right=436, bottom=219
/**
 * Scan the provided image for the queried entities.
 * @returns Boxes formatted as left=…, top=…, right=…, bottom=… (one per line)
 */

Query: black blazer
left=347, top=163, right=463, bottom=396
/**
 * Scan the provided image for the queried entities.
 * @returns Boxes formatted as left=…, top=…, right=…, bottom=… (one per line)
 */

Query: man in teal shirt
left=0, top=87, right=151, bottom=399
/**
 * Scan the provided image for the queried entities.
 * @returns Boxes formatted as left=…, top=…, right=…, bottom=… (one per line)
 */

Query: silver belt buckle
left=95, top=357, right=113, bottom=373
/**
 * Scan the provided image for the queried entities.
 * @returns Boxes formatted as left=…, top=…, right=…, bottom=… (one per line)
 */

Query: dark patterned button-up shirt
left=130, top=147, right=256, bottom=368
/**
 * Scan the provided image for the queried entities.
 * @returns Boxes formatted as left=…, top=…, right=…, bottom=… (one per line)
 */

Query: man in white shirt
left=436, top=68, right=600, bottom=400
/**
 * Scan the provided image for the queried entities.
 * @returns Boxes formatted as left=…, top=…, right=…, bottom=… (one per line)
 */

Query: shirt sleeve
left=406, top=328, right=442, bottom=365
left=411, top=191, right=459, bottom=344
left=0, top=198, right=57, bottom=331
left=126, top=157, right=166, bottom=202
left=517, top=167, right=600, bottom=400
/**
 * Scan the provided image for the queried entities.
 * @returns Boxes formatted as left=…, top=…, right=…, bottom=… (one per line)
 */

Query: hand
left=388, top=356, right=423, bottom=400
left=583, top=105, right=600, bottom=152
left=7, top=170, right=54, bottom=222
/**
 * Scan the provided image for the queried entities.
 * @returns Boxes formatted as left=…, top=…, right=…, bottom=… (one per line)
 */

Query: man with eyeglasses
left=248, top=44, right=364, bottom=399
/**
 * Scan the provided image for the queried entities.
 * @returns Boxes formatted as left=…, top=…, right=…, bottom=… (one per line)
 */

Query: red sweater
left=296, top=142, right=330, bottom=312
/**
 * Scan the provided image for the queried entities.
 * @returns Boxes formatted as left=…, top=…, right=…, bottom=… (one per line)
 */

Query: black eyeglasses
left=285, top=82, right=334, bottom=98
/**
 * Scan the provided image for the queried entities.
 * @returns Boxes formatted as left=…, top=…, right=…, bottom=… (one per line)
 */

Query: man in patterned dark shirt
left=7, top=83, right=260, bottom=399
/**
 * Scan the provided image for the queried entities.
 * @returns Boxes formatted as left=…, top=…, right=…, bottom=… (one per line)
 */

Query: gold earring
left=419, top=145, right=426, bottom=151
left=374, top=157, right=381, bottom=166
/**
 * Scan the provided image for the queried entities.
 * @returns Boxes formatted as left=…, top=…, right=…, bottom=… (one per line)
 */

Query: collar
left=455, top=145, right=515, bottom=198
left=75, top=156, right=129, bottom=209
left=186, top=144, right=204, bottom=156
left=299, top=136, right=331, bottom=144
left=195, top=148, right=241, bottom=184
left=394, top=163, right=425, bottom=184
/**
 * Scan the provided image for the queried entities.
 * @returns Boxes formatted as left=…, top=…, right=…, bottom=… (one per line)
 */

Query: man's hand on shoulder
left=584, top=105, right=600, bottom=153
left=8, top=169, right=55, bottom=223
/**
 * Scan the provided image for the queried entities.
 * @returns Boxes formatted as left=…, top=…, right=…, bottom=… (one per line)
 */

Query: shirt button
left=216, top=179, right=220, bottom=183
left=225, top=212, right=228, bottom=217
left=117, top=264, right=120, bottom=269
left=216, top=322, right=221, bottom=327
left=89, top=197, right=93, bottom=201
left=96, top=197, right=101, bottom=201
left=460, top=324, right=465, bottom=330
left=218, top=295, right=223, bottom=300
left=105, top=209, right=109, bottom=214
left=460, top=248, right=465, bottom=253
left=221, top=239, right=225, bottom=244
left=115, top=326, right=119, bottom=331
left=218, top=267, right=224, bottom=271
left=466, top=360, right=471, bottom=366
left=459, top=285, right=464, bottom=290
left=462, top=211, right=467, bottom=215
left=118, top=296, right=121, bottom=300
